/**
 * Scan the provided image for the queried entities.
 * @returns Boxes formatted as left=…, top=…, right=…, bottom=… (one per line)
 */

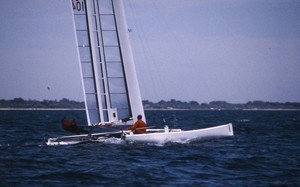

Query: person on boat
left=128, top=114, right=147, bottom=134
left=61, top=117, right=89, bottom=135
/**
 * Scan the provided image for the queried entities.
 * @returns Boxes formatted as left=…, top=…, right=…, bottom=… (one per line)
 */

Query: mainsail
left=71, top=0, right=144, bottom=126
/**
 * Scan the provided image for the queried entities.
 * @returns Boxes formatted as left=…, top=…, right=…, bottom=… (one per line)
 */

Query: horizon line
left=1, top=97, right=300, bottom=104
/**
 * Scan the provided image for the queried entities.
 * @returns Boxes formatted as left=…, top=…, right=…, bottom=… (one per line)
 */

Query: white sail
left=71, top=0, right=145, bottom=126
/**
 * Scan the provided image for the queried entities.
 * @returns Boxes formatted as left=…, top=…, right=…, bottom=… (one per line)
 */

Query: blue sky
left=0, top=0, right=299, bottom=103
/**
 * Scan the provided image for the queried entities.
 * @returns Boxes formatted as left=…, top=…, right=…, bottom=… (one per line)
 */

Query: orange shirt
left=128, top=120, right=147, bottom=134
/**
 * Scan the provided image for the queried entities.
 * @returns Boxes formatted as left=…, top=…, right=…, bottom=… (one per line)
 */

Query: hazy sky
left=0, top=0, right=300, bottom=103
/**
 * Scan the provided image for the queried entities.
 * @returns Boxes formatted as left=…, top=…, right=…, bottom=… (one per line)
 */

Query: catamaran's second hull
left=45, top=131, right=123, bottom=146
left=123, top=123, right=233, bottom=144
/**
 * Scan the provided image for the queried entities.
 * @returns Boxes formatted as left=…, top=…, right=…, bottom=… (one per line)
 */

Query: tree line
left=143, top=99, right=300, bottom=110
left=0, top=98, right=84, bottom=109
left=1, top=98, right=299, bottom=110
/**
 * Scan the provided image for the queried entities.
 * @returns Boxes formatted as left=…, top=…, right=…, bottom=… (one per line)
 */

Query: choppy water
left=0, top=110, right=299, bottom=186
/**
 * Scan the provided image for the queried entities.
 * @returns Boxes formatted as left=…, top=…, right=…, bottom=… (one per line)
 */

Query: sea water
left=0, top=110, right=299, bottom=186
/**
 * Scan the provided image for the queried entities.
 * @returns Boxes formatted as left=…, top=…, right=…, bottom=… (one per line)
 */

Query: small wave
left=94, top=137, right=124, bottom=144
left=142, top=139, right=194, bottom=147
left=0, top=141, right=45, bottom=148
left=0, top=143, right=10, bottom=147
left=237, top=119, right=251, bottom=122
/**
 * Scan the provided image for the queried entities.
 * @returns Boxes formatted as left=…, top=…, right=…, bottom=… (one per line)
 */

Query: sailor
left=128, top=114, right=147, bottom=134
left=61, top=117, right=89, bottom=135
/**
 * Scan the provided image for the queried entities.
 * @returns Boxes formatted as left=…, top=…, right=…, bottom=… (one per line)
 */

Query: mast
left=71, top=0, right=145, bottom=125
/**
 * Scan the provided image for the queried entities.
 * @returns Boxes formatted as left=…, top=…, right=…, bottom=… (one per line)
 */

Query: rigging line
left=126, top=0, right=157, bottom=98
left=127, top=1, right=183, bottom=126
left=150, top=1, right=208, bottom=102
left=151, top=1, right=195, bottom=64
left=129, top=1, right=177, bottom=101
left=127, top=0, right=165, bottom=102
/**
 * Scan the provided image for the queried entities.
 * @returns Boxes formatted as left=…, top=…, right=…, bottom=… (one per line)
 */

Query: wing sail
left=71, top=0, right=144, bottom=125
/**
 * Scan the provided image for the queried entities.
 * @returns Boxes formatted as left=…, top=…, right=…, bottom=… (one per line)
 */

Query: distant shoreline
left=0, top=108, right=85, bottom=111
left=1, top=98, right=300, bottom=111
left=1, top=108, right=299, bottom=111
left=145, top=108, right=300, bottom=111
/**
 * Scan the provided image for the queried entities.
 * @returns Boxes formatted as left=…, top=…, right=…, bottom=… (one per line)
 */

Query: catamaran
left=46, top=0, right=233, bottom=146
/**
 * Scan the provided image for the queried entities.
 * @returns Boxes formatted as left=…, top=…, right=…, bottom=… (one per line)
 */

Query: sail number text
left=72, top=0, right=85, bottom=12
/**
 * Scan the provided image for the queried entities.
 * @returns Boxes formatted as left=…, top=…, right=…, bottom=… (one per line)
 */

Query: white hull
left=123, top=123, right=233, bottom=143
left=46, top=123, right=233, bottom=146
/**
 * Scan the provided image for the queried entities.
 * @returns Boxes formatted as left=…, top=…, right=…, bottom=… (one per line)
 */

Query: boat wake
left=44, top=136, right=202, bottom=147
left=93, top=137, right=124, bottom=144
